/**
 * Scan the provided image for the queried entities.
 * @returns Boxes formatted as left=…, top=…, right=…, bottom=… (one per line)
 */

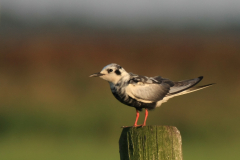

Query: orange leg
left=133, top=109, right=140, bottom=127
left=142, top=109, right=148, bottom=127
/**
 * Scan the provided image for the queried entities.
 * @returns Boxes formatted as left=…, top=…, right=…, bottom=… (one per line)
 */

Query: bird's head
left=89, top=63, right=129, bottom=84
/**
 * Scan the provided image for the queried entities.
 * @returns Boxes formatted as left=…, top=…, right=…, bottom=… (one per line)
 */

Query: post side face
left=119, top=128, right=131, bottom=160
left=119, top=126, right=182, bottom=160
left=171, top=127, right=183, bottom=160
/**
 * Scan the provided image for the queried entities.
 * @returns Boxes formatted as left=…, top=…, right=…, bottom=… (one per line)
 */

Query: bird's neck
left=119, top=72, right=131, bottom=83
left=109, top=73, right=130, bottom=87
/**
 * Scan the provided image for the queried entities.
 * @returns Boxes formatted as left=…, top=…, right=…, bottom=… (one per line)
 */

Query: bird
left=89, top=63, right=214, bottom=127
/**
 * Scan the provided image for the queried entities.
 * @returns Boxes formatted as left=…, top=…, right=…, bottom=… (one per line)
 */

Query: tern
left=90, top=63, right=214, bottom=127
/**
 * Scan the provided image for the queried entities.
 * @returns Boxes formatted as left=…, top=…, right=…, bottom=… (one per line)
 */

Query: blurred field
left=0, top=29, right=240, bottom=160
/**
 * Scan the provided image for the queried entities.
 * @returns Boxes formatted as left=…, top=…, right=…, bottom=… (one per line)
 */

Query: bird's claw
left=133, top=124, right=146, bottom=128
left=121, top=125, right=143, bottom=128
left=121, top=124, right=146, bottom=128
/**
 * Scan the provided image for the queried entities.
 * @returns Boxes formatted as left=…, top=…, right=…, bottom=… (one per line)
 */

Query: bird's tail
left=167, top=83, right=215, bottom=98
left=159, top=76, right=215, bottom=104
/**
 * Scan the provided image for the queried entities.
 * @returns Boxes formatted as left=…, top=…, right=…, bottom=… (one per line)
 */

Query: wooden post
left=119, top=125, right=182, bottom=160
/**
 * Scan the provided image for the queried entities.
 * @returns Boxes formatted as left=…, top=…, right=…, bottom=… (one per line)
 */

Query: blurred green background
left=1, top=1, right=240, bottom=160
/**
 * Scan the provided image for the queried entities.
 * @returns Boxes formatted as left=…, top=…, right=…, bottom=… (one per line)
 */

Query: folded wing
left=125, top=76, right=174, bottom=102
left=169, top=76, right=203, bottom=95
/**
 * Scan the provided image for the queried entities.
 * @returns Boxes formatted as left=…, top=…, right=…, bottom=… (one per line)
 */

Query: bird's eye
left=108, top=69, right=113, bottom=73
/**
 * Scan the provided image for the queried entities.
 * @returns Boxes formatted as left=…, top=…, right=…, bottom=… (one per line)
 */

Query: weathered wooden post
left=119, top=125, right=182, bottom=160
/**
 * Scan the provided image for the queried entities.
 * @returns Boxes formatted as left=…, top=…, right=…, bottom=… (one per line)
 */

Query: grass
left=0, top=134, right=118, bottom=160
left=1, top=132, right=240, bottom=160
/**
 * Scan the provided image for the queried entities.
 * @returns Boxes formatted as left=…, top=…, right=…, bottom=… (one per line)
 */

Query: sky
left=2, top=0, right=240, bottom=28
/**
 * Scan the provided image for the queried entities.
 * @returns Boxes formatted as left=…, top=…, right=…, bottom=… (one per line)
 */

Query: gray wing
left=126, top=75, right=174, bottom=102
left=168, top=76, right=203, bottom=95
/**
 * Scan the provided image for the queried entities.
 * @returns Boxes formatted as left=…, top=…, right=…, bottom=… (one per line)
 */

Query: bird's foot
left=141, top=123, right=146, bottom=127
left=121, top=125, right=142, bottom=128
left=121, top=123, right=146, bottom=128
left=133, top=124, right=146, bottom=128
left=132, top=124, right=143, bottom=128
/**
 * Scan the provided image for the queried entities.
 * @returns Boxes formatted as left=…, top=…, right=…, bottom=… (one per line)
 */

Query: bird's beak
left=89, top=72, right=105, bottom=77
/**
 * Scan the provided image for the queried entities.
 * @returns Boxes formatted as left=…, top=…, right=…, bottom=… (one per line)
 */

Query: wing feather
left=125, top=75, right=173, bottom=102
left=169, top=76, right=203, bottom=94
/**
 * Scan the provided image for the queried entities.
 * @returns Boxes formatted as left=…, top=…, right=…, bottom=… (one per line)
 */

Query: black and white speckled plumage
left=90, top=63, right=214, bottom=111
left=110, top=76, right=159, bottom=111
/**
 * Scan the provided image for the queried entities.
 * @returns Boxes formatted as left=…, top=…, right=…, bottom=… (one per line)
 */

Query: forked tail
left=160, top=76, right=215, bottom=104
